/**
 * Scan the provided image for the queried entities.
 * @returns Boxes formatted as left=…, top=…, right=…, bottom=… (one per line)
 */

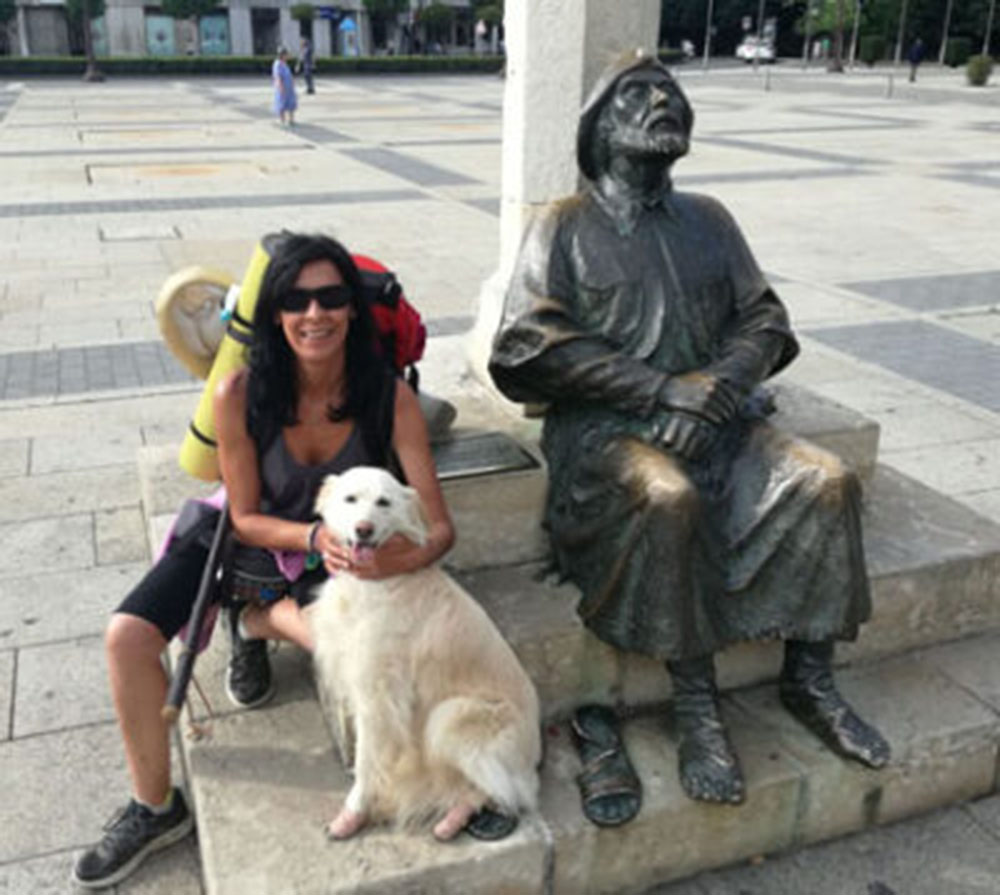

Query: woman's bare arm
left=214, top=369, right=315, bottom=553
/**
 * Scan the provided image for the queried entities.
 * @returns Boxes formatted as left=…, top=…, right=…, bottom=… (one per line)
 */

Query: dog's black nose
left=354, top=521, right=375, bottom=542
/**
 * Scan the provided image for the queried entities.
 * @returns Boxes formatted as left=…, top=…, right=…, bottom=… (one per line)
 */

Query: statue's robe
left=489, top=186, right=871, bottom=660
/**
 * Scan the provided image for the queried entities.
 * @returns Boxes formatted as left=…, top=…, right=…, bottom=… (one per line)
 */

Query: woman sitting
left=73, top=233, right=455, bottom=890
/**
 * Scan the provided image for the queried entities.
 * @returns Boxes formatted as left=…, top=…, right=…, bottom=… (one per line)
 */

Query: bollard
left=886, top=74, right=893, bottom=98
left=765, top=67, right=772, bottom=91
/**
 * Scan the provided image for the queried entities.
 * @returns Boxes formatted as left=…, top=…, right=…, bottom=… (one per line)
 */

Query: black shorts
left=115, top=537, right=327, bottom=642
left=116, top=539, right=211, bottom=642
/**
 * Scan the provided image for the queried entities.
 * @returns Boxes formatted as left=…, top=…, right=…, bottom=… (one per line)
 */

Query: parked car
left=735, top=37, right=776, bottom=63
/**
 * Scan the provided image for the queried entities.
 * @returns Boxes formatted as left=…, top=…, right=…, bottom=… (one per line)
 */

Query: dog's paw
left=325, top=808, right=367, bottom=840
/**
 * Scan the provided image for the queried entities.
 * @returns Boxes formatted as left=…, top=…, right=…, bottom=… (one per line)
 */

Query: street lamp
left=702, top=0, right=714, bottom=69
left=894, top=0, right=910, bottom=64
left=938, top=0, right=954, bottom=64
left=752, top=0, right=766, bottom=71
left=984, top=0, right=996, bottom=56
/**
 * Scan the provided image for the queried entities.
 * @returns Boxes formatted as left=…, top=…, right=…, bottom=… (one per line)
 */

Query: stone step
left=174, top=628, right=1000, bottom=895
left=452, top=463, right=1000, bottom=720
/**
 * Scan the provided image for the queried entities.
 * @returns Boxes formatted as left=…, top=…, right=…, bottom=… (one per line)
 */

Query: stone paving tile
left=0, top=188, right=425, bottom=219
left=875, top=401, right=998, bottom=452
left=697, top=134, right=878, bottom=167
left=340, top=146, right=479, bottom=186
left=0, top=341, right=193, bottom=400
left=0, top=514, right=94, bottom=577
left=807, top=320, right=1000, bottom=414
left=680, top=166, right=876, bottom=187
left=960, top=489, right=1000, bottom=525
left=674, top=805, right=1000, bottom=895
left=0, top=465, right=139, bottom=523
left=841, top=270, right=1000, bottom=312
left=0, top=144, right=313, bottom=159
left=882, top=437, right=1000, bottom=497
left=31, top=429, right=144, bottom=475
left=938, top=308, right=1000, bottom=346
left=936, top=170, right=1000, bottom=191
left=0, top=849, right=80, bottom=895
left=14, top=635, right=113, bottom=737
left=118, top=836, right=204, bottom=895
left=0, top=649, right=13, bottom=741
left=95, top=506, right=149, bottom=566
left=0, top=563, right=146, bottom=649
left=287, top=122, right=356, bottom=144
left=462, top=197, right=499, bottom=216
left=0, top=723, right=134, bottom=863
left=0, top=437, right=29, bottom=477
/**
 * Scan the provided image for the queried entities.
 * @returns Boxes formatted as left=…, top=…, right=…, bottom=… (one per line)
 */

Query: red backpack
left=353, top=254, right=427, bottom=390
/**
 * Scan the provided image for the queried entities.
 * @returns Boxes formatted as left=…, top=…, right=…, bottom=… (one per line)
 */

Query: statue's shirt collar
left=589, top=179, right=676, bottom=237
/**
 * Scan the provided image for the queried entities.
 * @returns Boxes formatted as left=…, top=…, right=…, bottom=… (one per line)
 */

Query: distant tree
left=474, top=2, right=504, bottom=28
left=419, top=1, right=454, bottom=44
left=362, top=0, right=407, bottom=50
left=65, top=0, right=106, bottom=79
left=290, top=3, right=314, bottom=40
left=0, top=0, right=16, bottom=56
left=161, top=0, right=221, bottom=55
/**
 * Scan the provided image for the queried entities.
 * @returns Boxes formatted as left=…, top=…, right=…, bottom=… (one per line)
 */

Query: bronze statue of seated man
left=488, top=49, right=889, bottom=826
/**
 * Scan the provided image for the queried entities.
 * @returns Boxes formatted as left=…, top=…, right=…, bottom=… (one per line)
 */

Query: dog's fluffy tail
left=424, top=696, right=539, bottom=814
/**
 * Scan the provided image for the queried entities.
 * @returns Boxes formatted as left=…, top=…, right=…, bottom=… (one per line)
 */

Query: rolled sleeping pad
left=178, top=235, right=279, bottom=481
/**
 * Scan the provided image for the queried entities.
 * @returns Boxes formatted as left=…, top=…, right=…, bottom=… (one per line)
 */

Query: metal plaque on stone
left=432, top=432, right=540, bottom=481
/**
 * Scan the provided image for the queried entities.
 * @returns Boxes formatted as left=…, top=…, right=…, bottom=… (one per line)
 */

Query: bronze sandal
left=571, top=704, right=642, bottom=827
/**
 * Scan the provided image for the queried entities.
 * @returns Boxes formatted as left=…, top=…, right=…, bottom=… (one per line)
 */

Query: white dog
left=310, top=466, right=541, bottom=841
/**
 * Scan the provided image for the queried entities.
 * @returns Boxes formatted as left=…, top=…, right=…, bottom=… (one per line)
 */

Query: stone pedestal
left=465, top=0, right=661, bottom=386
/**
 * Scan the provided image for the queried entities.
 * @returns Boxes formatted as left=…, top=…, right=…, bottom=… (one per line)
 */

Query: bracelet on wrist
left=306, top=521, right=320, bottom=553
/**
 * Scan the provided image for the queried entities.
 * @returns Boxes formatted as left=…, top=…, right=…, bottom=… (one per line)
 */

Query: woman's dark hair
left=246, top=232, right=394, bottom=463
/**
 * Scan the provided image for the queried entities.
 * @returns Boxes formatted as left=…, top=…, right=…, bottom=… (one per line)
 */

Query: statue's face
left=599, top=67, right=690, bottom=168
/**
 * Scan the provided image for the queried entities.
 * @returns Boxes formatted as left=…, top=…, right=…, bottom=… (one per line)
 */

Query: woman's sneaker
left=225, top=602, right=274, bottom=709
left=72, top=788, right=194, bottom=889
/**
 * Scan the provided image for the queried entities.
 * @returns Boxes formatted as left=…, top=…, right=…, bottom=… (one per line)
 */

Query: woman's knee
left=105, top=613, right=166, bottom=667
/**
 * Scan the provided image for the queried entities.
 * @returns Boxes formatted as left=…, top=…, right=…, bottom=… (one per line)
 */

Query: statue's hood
left=576, top=48, right=693, bottom=181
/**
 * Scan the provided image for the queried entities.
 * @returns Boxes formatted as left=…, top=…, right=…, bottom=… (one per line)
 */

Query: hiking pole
left=162, top=504, right=231, bottom=726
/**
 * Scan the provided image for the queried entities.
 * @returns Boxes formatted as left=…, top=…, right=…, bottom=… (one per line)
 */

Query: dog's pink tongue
left=351, top=544, right=375, bottom=565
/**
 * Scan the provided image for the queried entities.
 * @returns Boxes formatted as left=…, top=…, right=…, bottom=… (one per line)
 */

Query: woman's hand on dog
left=315, top=524, right=416, bottom=580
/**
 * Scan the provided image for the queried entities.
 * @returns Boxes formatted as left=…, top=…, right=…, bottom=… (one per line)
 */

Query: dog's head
left=314, top=466, right=428, bottom=562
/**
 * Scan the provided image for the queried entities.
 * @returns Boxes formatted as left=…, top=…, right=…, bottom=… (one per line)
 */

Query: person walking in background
left=272, top=46, right=298, bottom=126
left=299, top=37, right=315, bottom=95
left=907, top=37, right=925, bottom=82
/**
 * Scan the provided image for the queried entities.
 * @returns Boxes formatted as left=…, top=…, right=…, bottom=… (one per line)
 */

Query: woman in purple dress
left=272, top=46, right=298, bottom=126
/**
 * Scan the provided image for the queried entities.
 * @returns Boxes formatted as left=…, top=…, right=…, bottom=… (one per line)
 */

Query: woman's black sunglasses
left=279, top=284, right=353, bottom=313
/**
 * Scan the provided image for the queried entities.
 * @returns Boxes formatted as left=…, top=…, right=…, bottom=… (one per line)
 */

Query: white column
left=466, top=0, right=661, bottom=385
left=314, top=18, right=331, bottom=56
left=228, top=3, right=252, bottom=55
left=16, top=5, right=30, bottom=56
left=279, top=7, right=298, bottom=52
left=105, top=5, right=146, bottom=55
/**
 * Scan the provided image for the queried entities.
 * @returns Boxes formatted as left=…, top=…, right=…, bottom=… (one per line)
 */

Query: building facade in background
left=7, top=0, right=480, bottom=58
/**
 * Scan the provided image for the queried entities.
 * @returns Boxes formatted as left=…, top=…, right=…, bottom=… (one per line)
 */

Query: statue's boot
left=667, top=656, right=745, bottom=804
left=779, top=639, right=891, bottom=769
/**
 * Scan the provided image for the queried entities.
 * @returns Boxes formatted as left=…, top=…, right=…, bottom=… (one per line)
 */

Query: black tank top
left=258, top=423, right=374, bottom=523
left=232, top=375, right=397, bottom=578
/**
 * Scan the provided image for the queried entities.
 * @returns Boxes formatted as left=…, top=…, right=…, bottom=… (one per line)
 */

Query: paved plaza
left=0, top=65, right=999, bottom=893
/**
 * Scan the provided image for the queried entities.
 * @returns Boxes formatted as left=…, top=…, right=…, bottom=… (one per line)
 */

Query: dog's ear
left=396, top=484, right=429, bottom=547
left=314, top=474, right=340, bottom=515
